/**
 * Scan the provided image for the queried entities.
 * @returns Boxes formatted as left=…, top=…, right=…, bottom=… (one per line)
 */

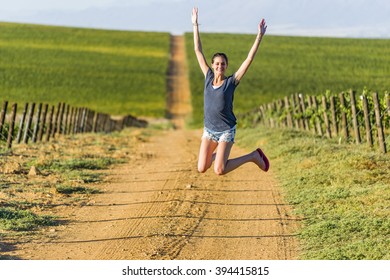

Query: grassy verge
left=0, top=207, right=56, bottom=231
left=236, top=126, right=390, bottom=259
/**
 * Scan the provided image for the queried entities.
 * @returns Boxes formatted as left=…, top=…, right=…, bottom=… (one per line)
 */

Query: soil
left=3, top=35, right=299, bottom=260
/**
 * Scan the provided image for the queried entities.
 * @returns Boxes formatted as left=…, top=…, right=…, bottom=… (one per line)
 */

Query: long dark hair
left=211, top=53, right=228, bottom=65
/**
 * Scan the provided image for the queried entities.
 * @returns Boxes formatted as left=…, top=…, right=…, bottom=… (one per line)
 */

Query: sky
left=1, top=0, right=390, bottom=38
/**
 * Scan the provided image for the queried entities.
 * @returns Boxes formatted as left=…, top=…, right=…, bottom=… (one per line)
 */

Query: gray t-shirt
left=204, top=68, right=238, bottom=131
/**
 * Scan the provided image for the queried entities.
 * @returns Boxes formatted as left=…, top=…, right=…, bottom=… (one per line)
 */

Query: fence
left=0, top=101, right=147, bottom=150
left=244, top=90, right=390, bottom=153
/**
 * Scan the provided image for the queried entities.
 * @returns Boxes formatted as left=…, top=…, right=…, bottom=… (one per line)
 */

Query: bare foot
left=254, top=148, right=269, bottom=172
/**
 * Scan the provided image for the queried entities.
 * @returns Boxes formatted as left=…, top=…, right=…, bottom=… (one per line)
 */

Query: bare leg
left=197, top=137, right=218, bottom=173
left=214, top=142, right=267, bottom=175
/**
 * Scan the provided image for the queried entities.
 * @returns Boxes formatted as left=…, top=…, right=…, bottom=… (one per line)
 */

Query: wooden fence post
left=339, top=92, right=349, bottom=141
left=82, top=108, right=89, bottom=132
left=291, top=94, right=299, bottom=129
left=38, top=104, right=48, bottom=142
left=57, top=102, right=65, bottom=135
left=46, top=105, right=55, bottom=142
left=90, top=110, right=96, bottom=132
left=387, top=92, right=390, bottom=129
left=51, top=102, right=61, bottom=138
left=307, top=95, right=316, bottom=134
left=69, top=105, right=74, bottom=134
left=361, top=94, right=373, bottom=147
left=99, top=113, right=105, bottom=132
left=32, top=103, right=42, bottom=143
left=92, top=112, right=98, bottom=132
left=372, top=92, right=387, bottom=153
left=16, top=103, right=28, bottom=144
left=259, top=106, right=266, bottom=126
left=77, top=107, right=83, bottom=133
left=284, top=96, right=293, bottom=128
left=312, top=96, right=323, bottom=136
left=23, top=103, right=35, bottom=144
left=95, top=113, right=102, bottom=132
left=350, top=90, right=361, bottom=144
left=74, top=107, right=80, bottom=133
left=85, top=109, right=94, bottom=132
left=104, top=114, right=111, bottom=133
left=295, top=93, right=304, bottom=129
left=72, top=107, right=78, bottom=134
left=299, top=93, right=310, bottom=131
left=277, top=99, right=285, bottom=127
left=68, top=107, right=75, bottom=134
left=110, top=119, right=115, bottom=133
left=330, top=96, right=338, bottom=136
left=79, top=108, right=86, bottom=133
left=0, top=101, right=8, bottom=140
left=322, top=95, right=332, bottom=138
left=64, top=104, right=70, bottom=134
left=6, top=103, right=17, bottom=149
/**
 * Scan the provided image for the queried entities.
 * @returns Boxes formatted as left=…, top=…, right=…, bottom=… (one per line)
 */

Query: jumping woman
left=192, top=7, right=270, bottom=176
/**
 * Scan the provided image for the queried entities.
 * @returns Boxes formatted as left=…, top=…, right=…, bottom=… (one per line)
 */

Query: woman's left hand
left=258, top=19, right=267, bottom=37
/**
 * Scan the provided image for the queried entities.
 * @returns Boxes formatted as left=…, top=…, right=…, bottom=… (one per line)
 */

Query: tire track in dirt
left=10, top=35, right=299, bottom=260
left=166, top=35, right=192, bottom=129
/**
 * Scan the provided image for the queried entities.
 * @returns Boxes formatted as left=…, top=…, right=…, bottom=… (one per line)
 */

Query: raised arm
left=234, top=19, right=267, bottom=84
left=192, top=7, right=209, bottom=77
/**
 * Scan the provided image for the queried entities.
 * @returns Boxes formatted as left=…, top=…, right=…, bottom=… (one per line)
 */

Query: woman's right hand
left=192, top=7, right=199, bottom=25
left=258, top=18, right=267, bottom=37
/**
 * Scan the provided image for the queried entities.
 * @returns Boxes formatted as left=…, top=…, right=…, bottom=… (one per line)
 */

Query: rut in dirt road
left=11, top=35, right=299, bottom=260
left=166, top=35, right=192, bottom=129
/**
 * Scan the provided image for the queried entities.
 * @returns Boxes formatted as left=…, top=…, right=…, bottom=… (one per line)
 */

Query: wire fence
left=242, top=90, right=390, bottom=154
left=0, top=100, right=147, bottom=150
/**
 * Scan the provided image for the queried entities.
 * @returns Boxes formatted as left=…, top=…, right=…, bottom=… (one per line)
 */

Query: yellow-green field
left=0, top=22, right=170, bottom=116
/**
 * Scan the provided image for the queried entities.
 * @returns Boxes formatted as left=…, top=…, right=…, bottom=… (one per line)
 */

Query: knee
left=198, top=166, right=208, bottom=173
left=214, top=166, right=225, bottom=176
left=198, top=163, right=210, bottom=173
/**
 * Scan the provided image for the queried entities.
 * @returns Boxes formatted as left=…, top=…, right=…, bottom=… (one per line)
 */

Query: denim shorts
left=202, top=126, right=236, bottom=143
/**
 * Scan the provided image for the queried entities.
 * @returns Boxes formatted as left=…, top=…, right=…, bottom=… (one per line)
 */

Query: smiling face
left=211, top=53, right=228, bottom=76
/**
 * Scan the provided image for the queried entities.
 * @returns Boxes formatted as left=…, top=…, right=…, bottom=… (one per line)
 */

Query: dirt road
left=12, top=35, right=299, bottom=260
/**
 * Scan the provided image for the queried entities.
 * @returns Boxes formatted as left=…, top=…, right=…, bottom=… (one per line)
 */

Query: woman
left=192, top=7, right=269, bottom=175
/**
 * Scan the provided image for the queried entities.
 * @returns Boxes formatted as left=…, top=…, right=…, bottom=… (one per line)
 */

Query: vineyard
left=242, top=90, right=390, bottom=153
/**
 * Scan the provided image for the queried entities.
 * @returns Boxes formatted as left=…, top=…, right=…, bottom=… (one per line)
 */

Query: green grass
left=33, top=157, right=121, bottom=172
left=236, top=126, right=390, bottom=259
left=185, top=33, right=390, bottom=127
left=0, top=22, right=171, bottom=117
left=55, top=185, right=101, bottom=195
left=0, top=207, right=57, bottom=231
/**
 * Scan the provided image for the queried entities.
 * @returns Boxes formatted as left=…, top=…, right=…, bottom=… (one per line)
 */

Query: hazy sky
left=1, top=0, right=389, bottom=38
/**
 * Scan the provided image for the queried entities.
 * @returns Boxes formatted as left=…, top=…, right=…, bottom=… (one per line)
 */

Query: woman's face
left=212, top=56, right=227, bottom=75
